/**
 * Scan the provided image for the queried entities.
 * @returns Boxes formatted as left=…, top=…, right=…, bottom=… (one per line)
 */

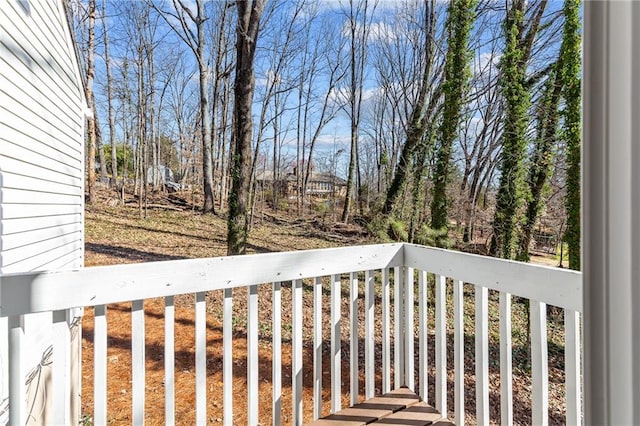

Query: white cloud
left=368, top=21, right=398, bottom=43
left=341, top=20, right=399, bottom=45
left=361, top=86, right=380, bottom=102
left=474, top=51, right=501, bottom=75
left=327, top=85, right=380, bottom=108
left=328, top=86, right=349, bottom=105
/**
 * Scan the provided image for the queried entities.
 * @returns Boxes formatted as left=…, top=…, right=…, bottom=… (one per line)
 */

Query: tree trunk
left=195, top=0, right=216, bottom=214
left=101, top=0, right=118, bottom=188
left=562, top=0, right=581, bottom=270
left=152, top=0, right=215, bottom=212
left=95, top=105, right=108, bottom=182
left=429, top=0, right=475, bottom=247
left=516, top=65, right=562, bottom=262
left=341, top=0, right=371, bottom=223
left=489, top=0, right=542, bottom=258
left=85, top=0, right=97, bottom=203
left=228, top=0, right=265, bottom=255
left=210, top=1, right=231, bottom=212
left=382, top=1, right=437, bottom=217
left=200, top=56, right=216, bottom=214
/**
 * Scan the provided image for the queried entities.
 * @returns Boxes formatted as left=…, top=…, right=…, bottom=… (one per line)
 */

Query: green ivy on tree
left=429, top=0, right=476, bottom=247
left=489, top=1, right=530, bottom=259
left=562, top=0, right=581, bottom=270
left=516, top=65, right=562, bottom=262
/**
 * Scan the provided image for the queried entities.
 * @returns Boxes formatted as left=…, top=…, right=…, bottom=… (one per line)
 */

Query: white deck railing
left=0, top=243, right=582, bottom=425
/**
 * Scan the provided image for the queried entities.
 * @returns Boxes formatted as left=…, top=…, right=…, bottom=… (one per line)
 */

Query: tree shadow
left=85, top=242, right=189, bottom=262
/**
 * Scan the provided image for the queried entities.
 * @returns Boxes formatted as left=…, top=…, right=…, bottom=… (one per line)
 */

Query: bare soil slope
left=82, top=189, right=369, bottom=424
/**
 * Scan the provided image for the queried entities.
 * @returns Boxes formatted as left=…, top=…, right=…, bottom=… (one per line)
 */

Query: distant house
left=255, top=170, right=347, bottom=198
left=0, top=0, right=87, bottom=423
left=146, top=165, right=188, bottom=192
left=147, top=164, right=175, bottom=185
left=302, top=171, right=347, bottom=197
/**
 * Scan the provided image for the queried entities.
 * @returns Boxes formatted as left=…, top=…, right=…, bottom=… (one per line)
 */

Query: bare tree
left=299, top=13, right=347, bottom=215
left=458, top=18, right=504, bottom=244
left=341, top=0, right=377, bottom=223
left=83, top=0, right=97, bottom=203
left=167, top=53, right=198, bottom=185
left=208, top=0, right=235, bottom=211
left=382, top=0, right=439, bottom=215
left=152, top=0, right=216, bottom=213
left=250, top=1, right=305, bottom=213
left=101, top=0, right=118, bottom=189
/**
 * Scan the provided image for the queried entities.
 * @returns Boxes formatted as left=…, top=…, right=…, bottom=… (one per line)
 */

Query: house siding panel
left=1, top=127, right=83, bottom=172
left=0, top=3, right=82, bottom=111
left=0, top=0, right=86, bottom=423
left=0, top=0, right=85, bottom=262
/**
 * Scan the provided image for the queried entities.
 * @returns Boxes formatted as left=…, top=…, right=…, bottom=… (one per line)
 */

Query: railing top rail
left=403, top=244, right=582, bottom=312
left=0, top=243, right=403, bottom=317
left=0, top=243, right=582, bottom=317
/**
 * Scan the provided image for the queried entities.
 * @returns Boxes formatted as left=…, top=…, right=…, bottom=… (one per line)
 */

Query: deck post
left=8, top=316, right=25, bottom=426
left=52, top=310, right=71, bottom=424
left=131, top=300, right=145, bottom=425
left=350, top=272, right=359, bottom=405
left=435, top=275, right=447, bottom=416
left=475, top=286, right=489, bottom=425
left=499, top=293, right=513, bottom=426
left=404, top=267, right=414, bottom=391
left=382, top=268, right=391, bottom=394
left=273, top=282, right=282, bottom=425
left=292, top=279, right=303, bottom=425
left=393, top=267, right=404, bottom=388
left=365, top=270, right=375, bottom=399
left=248, top=285, right=259, bottom=425
left=330, top=274, right=341, bottom=413
left=583, top=2, right=640, bottom=424
left=313, top=278, right=322, bottom=420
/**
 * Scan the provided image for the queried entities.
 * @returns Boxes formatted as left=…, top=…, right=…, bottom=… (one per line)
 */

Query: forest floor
left=82, top=187, right=568, bottom=425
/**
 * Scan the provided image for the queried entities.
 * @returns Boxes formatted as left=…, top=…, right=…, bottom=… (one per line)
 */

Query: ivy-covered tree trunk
left=516, top=66, right=563, bottom=262
left=489, top=0, right=531, bottom=259
left=429, top=0, right=476, bottom=247
left=228, top=0, right=264, bottom=255
left=562, top=0, right=581, bottom=270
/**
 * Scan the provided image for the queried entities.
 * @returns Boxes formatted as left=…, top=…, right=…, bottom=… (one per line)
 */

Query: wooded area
left=70, top=0, right=581, bottom=268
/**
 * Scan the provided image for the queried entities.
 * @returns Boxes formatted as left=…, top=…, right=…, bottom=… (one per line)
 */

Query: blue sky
left=83, top=0, right=565, bottom=179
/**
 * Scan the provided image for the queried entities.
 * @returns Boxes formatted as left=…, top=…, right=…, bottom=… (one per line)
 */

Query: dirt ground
left=81, top=188, right=569, bottom=425
left=82, top=189, right=370, bottom=424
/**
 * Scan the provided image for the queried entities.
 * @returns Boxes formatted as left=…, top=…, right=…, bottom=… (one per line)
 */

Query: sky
left=80, top=0, right=565, bottom=179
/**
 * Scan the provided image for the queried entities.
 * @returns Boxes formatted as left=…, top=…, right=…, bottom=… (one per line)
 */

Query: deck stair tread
left=306, top=388, right=453, bottom=426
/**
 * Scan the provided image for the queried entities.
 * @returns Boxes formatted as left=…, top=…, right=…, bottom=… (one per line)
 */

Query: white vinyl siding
left=0, top=0, right=85, bottom=275
left=0, top=0, right=86, bottom=422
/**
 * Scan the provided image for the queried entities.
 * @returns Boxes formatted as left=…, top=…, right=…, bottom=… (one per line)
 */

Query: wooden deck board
left=373, top=402, right=442, bottom=425
left=306, top=388, right=452, bottom=426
